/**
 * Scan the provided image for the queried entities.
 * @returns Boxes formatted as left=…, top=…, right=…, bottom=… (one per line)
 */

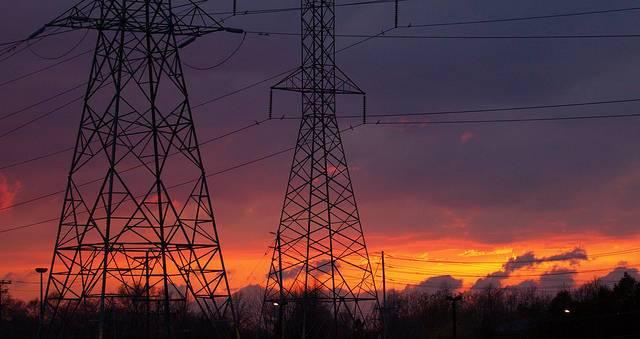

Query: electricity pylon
left=263, top=0, right=380, bottom=337
left=40, top=1, right=239, bottom=338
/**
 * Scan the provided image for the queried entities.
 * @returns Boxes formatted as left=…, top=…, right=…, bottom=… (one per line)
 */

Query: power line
left=387, top=278, right=620, bottom=291
left=385, top=264, right=586, bottom=277
left=337, top=27, right=396, bottom=52
left=370, top=112, right=640, bottom=125
left=0, top=82, right=86, bottom=121
left=0, top=28, right=78, bottom=63
left=0, top=94, right=261, bottom=170
left=0, top=20, right=390, bottom=153
left=0, top=124, right=362, bottom=234
left=27, top=30, right=89, bottom=61
left=0, top=43, right=32, bottom=63
left=4, top=104, right=640, bottom=194
left=0, top=50, right=91, bottom=89
left=158, top=123, right=361, bottom=190
left=6, top=94, right=640, bottom=162
left=0, top=28, right=77, bottom=49
left=386, top=275, right=634, bottom=289
left=274, top=110, right=640, bottom=124
left=0, top=69, right=263, bottom=168
left=183, top=32, right=247, bottom=71
left=0, top=217, right=59, bottom=234
left=342, top=97, right=640, bottom=119
left=0, top=28, right=389, bottom=206
left=388, top=255, right=524, bottom=265
left=386, top=248, right=640, bottom=264
left=0, top=118, right=272, bottom=213
left=591, top=248, right=640, bottom=258
left=242, top=244, right=272, bottom=286
left=384, top=260, right=639, bottom=276
left=247, top=31, right=640, bottom=40
left=191, top=67, right=296, bottom=109
left=0, top=78, right=114, bottom=141
left=0, top=57, right=94, bottom=141
left=11, top=281, right=40, bottom=285
left=0, top=32, right=384, bottom=177
left=386, top=266, right=626, bottom=278
left=204, top=0, right=405, bottom=17
left=400, top=6, right=640, bottom=29
left=3, top=0, right=625, bottom=50
left=0, top=147, right=73, bottom=171
left=0, top=96, right=84, bottom=140
left=179, top=20, right=399, bottom=111
left=386, top=263, right=540, bottom=275
left=383, top=259, right=640, bottom=277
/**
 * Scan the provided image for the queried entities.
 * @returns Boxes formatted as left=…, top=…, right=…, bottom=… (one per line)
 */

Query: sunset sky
left=2, top=0, right=640, bottom=301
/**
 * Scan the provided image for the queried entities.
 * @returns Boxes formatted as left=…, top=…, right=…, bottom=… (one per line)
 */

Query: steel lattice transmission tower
left=263, top=0, right=380, bottom=337
left=41, top=1, right=239, bottom=337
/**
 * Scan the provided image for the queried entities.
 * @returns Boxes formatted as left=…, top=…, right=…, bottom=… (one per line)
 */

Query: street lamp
left=35, top=267, right=48, bottom=337
left=446, top=294, right=463, bottom=339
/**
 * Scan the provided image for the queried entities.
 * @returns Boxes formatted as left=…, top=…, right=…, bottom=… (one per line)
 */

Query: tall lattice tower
left=41, top=1, right=238, bottom=337
left=263, top=0, right=380, bottom=337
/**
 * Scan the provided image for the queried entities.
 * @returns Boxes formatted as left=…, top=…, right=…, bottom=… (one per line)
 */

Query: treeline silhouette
left=1, top=273, right=640, bottom=338
left=385, top=272, right=640, bottom=338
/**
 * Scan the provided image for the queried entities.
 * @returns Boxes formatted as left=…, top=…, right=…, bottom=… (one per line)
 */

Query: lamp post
left=35, top=267, right=48, bottom=337
left=446, top=294, right=463, bottom=339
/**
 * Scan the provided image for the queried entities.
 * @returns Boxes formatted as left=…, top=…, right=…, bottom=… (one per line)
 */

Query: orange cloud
left=363, top=231, right=640, bottom=292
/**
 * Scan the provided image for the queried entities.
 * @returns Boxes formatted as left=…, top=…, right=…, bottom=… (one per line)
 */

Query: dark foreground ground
left=1, top=273, right=640, bottom=338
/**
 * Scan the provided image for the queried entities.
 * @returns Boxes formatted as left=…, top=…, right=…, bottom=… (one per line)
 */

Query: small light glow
left=564, top=309, right=570, bottom=314
left=273, top=302, right=279, bottom=306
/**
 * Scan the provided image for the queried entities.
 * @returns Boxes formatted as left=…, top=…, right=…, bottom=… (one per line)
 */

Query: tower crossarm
left=272, top=65, right=365, bottom=95
left=46, top=0, right=226, bottom=37
left=268, top=0, right=366, bottom=121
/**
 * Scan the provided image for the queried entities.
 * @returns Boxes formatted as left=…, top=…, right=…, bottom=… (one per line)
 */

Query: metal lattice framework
left=42, top=1, right=237, bottom=338
left=263, top=0, right=379, bottom=337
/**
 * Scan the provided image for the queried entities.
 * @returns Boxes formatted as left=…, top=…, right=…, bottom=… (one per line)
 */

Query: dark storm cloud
left=471, top=271, right=507, bottom=290
left=472, top=248, right=587, bottom=289
left=504, top=247, right=587, bottom=272
left=538, top=267, right=576, bottom=290
left=409, top=275, right=463, bottom=292
left=339, top=0, right=640, bottom=242
left=504, top=265, right=640, bottom=292
left=478, top=266, right=577, bottom=291
left=545, top=248, right=588, bottom=263
left=2, top=0, right=640, bottom=260
left=600, top=265, right=640, bottom=283
left=503, top=252, right=538, bottom=273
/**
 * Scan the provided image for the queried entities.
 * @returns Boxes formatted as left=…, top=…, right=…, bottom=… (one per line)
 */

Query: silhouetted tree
left=4, top=272, right=640, bottom=338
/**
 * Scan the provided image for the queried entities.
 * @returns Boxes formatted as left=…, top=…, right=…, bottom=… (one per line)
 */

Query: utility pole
left=394, top=0, right=399, bottom=28
left=446, top=294, right=463, bottom=339
left=37, top=1, right=242, bottom=337
left=133, top=250, right=156, bottom=339
left=145, top=251, right=150, bottom=339
left=0, top=280, right=11, bottom=338
left=263, top=0, right=380, bottom=337
left=35, top=268, right=48, bottom=339
left=382, top=251, right=387, bottom=339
